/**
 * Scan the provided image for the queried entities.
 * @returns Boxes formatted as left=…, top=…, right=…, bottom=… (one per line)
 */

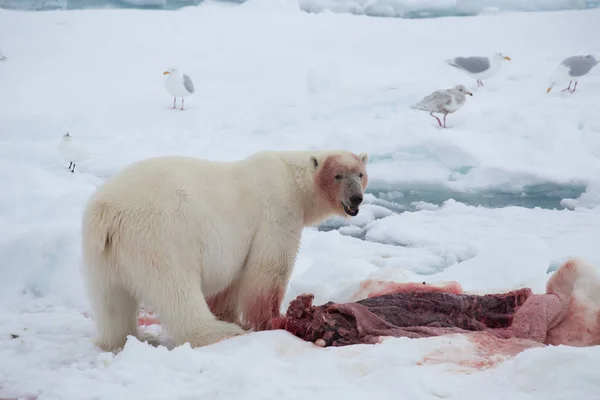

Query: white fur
left=81, top=149, right=368, bottom=352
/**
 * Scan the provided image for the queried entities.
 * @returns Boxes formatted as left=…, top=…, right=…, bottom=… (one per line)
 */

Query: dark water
left=365, top=182, right=587, bottom=212
left=317, top=182, right=587, bottom=237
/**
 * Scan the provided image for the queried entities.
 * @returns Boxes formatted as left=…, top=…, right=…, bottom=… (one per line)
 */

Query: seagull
left=447, top=52, right=512, bottom=87
left=547, top=55, right=599, bottom=93
left=0, top=50, right=6, bottom=61
left=411, top=84, right=473, bottom=128
left=163, top=67, right=195, bottom=110
left=58, top=132, right=90, bottom=173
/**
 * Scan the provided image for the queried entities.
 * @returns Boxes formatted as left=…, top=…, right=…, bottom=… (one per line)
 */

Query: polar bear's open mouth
left=343, top=204, right=359, bottom=217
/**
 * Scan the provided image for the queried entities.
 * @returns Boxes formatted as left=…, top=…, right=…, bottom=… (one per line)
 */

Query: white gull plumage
left=447, top=52, right=511, bottom=87
left=547, top=55, right=599, bottom=93
left=411, top=84, right=473, bottom=128
left=58, top=132, right=90, bottom=173
left=163, top=67, right=195, bottom=110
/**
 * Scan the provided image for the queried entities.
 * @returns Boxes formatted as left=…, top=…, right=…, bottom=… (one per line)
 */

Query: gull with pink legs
left=546, top=55, right=599, bottom=94
left=411, top=84, right=473, bottom=129
left=163, top=67, right=195, bottom=110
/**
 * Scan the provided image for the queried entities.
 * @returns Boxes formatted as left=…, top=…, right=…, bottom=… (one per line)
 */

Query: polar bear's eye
left=359, top=173, right=363, bottom=178
left=335, top=174, right=343, bottom=180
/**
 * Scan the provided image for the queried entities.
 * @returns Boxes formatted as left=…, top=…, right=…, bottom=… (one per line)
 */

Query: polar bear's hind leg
left=86, top=273, right=140, bottom=353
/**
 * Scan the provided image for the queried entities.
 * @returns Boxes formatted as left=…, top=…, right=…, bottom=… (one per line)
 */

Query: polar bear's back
left=95, top=153, right=301, bottom=210
left=82, top=155, right=260, bottom=293
left=97, top=156, right=240, bottom=204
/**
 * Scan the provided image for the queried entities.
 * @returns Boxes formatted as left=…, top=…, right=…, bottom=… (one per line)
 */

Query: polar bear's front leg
left=135, top=264, right=247, bottom=348
left=237, top=233, right=300, bottom=331
left=206, top=279, right=243, bottom=325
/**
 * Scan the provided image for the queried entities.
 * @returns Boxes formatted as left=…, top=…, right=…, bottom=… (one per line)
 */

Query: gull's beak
left=163, top=71, right=170, bottom=75
left=546, top=87, right=552, bottom=94
left=466, top=91, right=473, bottom=96
left=504, top=56, right=511, bottom=61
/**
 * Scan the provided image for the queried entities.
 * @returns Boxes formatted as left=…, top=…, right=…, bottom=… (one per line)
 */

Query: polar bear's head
left=311, top=151, right=369, bottom=217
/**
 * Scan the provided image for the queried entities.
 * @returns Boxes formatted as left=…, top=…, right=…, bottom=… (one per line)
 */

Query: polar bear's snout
left=341, top=177, right=365, bottom=217
left=349, top=194, right=363, bottom=206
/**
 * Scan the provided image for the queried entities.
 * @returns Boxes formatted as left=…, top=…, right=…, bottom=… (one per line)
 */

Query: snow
left=1, top=3, right=600, bottom=399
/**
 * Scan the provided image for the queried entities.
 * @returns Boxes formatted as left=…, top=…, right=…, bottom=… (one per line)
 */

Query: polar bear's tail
left=81, top=200, right=116, bottom=258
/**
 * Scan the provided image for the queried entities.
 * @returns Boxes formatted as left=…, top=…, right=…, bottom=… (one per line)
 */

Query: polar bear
left=81, top=149, right=369, bottom=352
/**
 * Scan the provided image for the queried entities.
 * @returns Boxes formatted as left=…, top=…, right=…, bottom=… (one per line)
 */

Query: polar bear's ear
left=310, top=155, right=320, bottom=170
left=359, top=152, right=369, bottom=164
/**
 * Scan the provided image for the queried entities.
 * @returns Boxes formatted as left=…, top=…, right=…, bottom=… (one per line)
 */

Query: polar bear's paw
left=137, top=332, right=162, bottom=348
left=95, top=337, right=128, bottom=353
left=186, top=320, right=248, bottom=348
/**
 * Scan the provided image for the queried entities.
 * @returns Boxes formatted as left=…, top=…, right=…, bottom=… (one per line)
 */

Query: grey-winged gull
left=411, top=84, right=473, bottom=128
left=447, top=52, right=511, bottom=87
left=163, top=67, right=195, bottom=110
left=547, top=55, right=599, bottom=93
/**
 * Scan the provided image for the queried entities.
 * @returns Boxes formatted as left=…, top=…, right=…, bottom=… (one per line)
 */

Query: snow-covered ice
left=3, top=0, right=600, bottom=17
left=1, top=3, right=600, bottom=399
left=300, top=0, right=600, bottom=18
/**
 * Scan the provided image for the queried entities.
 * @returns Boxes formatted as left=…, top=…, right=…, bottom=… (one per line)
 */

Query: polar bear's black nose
left=349, top=195, right=363, bottom=206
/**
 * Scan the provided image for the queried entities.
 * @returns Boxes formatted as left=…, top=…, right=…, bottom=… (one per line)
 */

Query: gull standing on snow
left=0, top=50, right=6, bottom=61
left=547, top=55, right=599, bottom=93
left=163, top=67, right=195, bottom=110
left=58, top=132, right=90, bottom=173
left=447, top=52, right=512, bottom=87
left=411, top=84, right=473, bottom=128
